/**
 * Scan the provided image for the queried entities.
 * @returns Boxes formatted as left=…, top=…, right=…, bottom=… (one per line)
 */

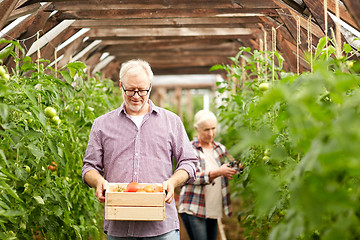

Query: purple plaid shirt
left=82, top=100, right=197, bottom=238
left=178, top=137, right=232, bottom=218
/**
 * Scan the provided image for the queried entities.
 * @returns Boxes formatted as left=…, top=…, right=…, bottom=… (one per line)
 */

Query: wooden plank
left=56, top=8, right=278, bottom=20
left=319, top=0, right=357, bottom=29
left=233, top=0, right=280, bottom=8
left=24, top=0, right=240, bottom=9
left=0, top=0, right=20, bottom=29
left=302, top=0, right=348, bottom=44
left=342, top=0, right=360, bottom=29
left=106, top=192, right=165, bottom=206
left=29, top=28, right=78, bottom=64
left=87, top=34, right=257, bottom=42
left=105, top=206, right=165, bottom=221
left=7, top=2, right=41, bottom=22
left=103, top=40, right=239, bottom=52
left=277, top=8, right=308, bottom=53
left=274, top=0, right=324, bottom=39
left=70, top=17, right=262, bottom=28
left=46, top=0, right=239, bottom=10
left=87, top=28, right=258, bottom=37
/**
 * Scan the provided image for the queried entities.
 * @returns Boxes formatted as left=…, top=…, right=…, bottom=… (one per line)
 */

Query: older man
left=82, top=59, right=198, bottom=239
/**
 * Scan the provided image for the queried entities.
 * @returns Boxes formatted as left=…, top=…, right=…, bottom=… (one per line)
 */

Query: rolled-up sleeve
left=82, top=120, right=104, bottom=185
left=172, top=118, right=198, bottom=184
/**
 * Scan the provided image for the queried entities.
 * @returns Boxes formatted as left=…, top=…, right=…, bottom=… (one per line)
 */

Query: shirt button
left=135, top=153, right=138, bottom=156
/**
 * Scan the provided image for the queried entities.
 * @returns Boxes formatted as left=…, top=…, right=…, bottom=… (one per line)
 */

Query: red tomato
left=125, top=182, right=141, bottom=192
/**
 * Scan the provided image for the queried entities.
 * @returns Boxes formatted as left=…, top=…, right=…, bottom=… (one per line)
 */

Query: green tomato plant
left=213, top=37, right=360, bottom=239
left=0, top=39, right=120, bottom=239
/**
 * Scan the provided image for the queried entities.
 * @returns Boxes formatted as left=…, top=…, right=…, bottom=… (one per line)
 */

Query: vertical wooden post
left=217, top=218, right=227, bottom=240
left=175, top=87, right=182, bottom=120
left=335, top=0, right=341, bottom=59
left=324, top=0, right=328, bottom=58
left=308, top=16, right=313, bottom=72
left=271, top=27, right=276, bottom=81
left=185, top=89, right=193, bottom=122
left=264, top=30, right=268, bottom=82
left=296, top=16, right=301, bottom=75
left=259, top=38, right=263, bottom=81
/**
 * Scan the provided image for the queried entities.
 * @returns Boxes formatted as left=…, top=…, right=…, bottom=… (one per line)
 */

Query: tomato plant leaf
left=27, top=144, right=45, bottom=159
left=0, top=45, right=14, bottom=59
left=33, top=196, right=45, bottom=205
left=0, top=103, right=9, bottom=121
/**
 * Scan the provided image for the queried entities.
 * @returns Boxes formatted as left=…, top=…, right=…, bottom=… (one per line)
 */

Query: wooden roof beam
left=56, top=8, right=277, bottom=21
left=70, top=17, right=262, bottom=28
left=0, top=0, right=20, bottom=29
left=87, top=28, right=259, bottom=38
left=342, top=0, right=360, bottom=30
left=46, top=0, right=240, bottom=10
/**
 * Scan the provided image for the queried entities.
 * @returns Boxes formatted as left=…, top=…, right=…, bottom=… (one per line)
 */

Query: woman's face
left=196, top=119, right=217, bottom=146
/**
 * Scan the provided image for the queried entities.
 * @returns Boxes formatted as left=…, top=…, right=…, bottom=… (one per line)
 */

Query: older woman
left=178, top=110, right=240, bottom=240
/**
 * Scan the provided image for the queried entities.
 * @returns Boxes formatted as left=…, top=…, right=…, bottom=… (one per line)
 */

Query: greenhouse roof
left=0, top=0, right=359, bottom=83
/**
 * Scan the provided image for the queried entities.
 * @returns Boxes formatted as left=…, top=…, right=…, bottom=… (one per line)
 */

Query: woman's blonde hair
left=193, top=110, right=217, bottom=129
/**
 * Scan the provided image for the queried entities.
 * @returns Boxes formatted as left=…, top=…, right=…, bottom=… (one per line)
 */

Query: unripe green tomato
left=51, top=115, right=61, bottom=125
left=262, top=155, right=270, bottom=162
left=346, top=61, right=354, bottom=68
left=0, top=66, right=6, bottom=76
left=259, top=82, right=270, bottom=91
left=3, top=73, right=10, bottom=81
left=25, top=165, right=31, bottom=173
left=264, top=149, right=270, bottom=156
left=44, top=107, right=57, bottom=118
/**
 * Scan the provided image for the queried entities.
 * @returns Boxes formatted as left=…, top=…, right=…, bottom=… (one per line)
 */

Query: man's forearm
left=168, top=169, right=190, bottom=187
left=84, top=169, right=104, bottom=188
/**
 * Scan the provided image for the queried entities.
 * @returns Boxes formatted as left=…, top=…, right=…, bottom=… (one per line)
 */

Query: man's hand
left=84, top=169, right=108, bottom=203
left=162, top=180, right=175, bottom=204
left=95, top=178, right=108, bottom=203
left=162, top=169, right=189, bottom=204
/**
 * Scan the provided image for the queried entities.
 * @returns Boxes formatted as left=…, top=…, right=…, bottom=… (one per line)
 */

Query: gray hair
left=193, top=110, right=217, bottom=129
left=119, top=59, right=154, bottom=83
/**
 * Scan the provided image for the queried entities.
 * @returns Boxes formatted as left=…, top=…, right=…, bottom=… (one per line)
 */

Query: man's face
left=121, top=70, right=151, bottom=115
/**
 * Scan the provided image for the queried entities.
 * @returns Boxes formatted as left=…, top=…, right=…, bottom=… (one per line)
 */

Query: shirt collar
left=193, top=136, right=219, bottom=150
left=118, top=99, right=160, bottom=116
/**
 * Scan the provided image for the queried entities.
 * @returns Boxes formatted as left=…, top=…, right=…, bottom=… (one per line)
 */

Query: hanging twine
left=307, top=15, right=313, bottom=72
left=37, top=31, right=40, bottom=79
left=272, top=27, right=276, bottom=82
left=259, top=38, right=263, bottom=82
left=54, top=47, right=58, bottom=78
left=324, top=0, right=328, bottom=58
left=296, top=16, right=301, bottom=75
left=335, top=0, right=341, bottom=59
left=264, top=29, right=268, bottom=82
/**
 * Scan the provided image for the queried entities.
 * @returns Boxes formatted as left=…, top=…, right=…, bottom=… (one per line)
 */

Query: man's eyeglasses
left=121, top=82, right=151, bottom=97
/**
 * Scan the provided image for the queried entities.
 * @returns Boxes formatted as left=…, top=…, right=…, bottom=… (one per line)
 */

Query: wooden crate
left=105, top=183, right=165, bottom=221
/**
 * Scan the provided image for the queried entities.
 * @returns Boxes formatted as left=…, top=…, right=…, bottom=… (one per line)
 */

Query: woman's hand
left=210, top=163, right=238, bottom=181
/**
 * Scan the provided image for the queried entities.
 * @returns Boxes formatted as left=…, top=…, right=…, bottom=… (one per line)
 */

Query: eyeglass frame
left=120, top=81, right=152, bottom=97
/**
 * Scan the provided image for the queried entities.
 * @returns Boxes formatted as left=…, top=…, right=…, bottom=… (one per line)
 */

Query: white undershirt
left=203, top=148, right=223, bottom=219
left=129, top=115, right=145, bottom=129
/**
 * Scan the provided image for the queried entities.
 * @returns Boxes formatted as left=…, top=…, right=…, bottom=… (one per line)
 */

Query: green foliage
left=214, top=39, right=360, bottom=239
left=0, top=39, right=120, bottom=239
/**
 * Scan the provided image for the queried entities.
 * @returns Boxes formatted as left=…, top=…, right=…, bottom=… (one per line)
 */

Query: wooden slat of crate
left=106, top=192, right=165, bottom=206
left=105, top=206, right=165, bottom=221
